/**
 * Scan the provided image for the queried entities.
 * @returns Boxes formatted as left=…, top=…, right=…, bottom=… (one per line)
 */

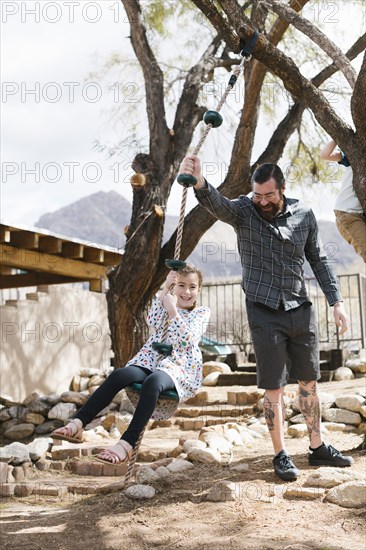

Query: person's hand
left=333, top=302, right=348, bottom=336
left=163, top=293, right=178, bottom=317
left=179, top=155, right=205, bottom=188
left=164, top=270, right=179, bottom=290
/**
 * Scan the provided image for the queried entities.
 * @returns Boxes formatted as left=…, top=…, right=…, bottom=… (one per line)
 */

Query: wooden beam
left=0, top=244, right=108, bottom=280
left=61, top=242, right=84, bottom=259
left=0, top=226, right=10, bottom=243
left=103, top=250, right=123, bottom=266
left=9, top=230, right=39, bottom=249
left=38, top=236, right=63, bottom=254
left=0, top=265, right=13, bottom=275
left=84, top=247, right=104, bottom=263
left=89, top=278, right=103, bottom=292
left=0, top=272, right=85, bottom=289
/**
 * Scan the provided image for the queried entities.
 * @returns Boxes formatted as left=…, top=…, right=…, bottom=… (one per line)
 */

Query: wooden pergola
left=0, top=223, right=123, bottom=292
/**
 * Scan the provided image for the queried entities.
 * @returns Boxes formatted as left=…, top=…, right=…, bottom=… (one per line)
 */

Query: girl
left=51, top=265, right=210, bottom=464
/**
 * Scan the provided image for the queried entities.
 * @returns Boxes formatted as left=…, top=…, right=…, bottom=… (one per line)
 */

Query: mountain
left=34, top=190, right=363, bottom=278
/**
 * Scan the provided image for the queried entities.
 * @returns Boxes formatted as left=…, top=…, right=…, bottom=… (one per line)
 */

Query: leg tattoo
left=264, top=395, right=276, bottom=431
left=298, top=381, right=321, bottom=446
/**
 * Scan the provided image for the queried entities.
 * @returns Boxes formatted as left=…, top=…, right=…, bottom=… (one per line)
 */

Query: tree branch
left=351, top=50, right=366, bottom=138
left=121, top=0, right=170, bottom=168
left=152, top=33, right=366, bottom=293
left=192, top=6, right=355, bottom=153
left=261, top=0, right=357, bottom=89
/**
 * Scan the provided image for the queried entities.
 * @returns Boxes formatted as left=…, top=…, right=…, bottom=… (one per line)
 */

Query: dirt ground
left=1, top=380, right=365, bottom=550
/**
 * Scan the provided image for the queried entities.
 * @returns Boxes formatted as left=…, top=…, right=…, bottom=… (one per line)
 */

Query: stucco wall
left=0, top=286, right=111, bottom=402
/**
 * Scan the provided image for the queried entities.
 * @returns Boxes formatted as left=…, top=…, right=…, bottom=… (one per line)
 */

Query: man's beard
left=253, top=194, right=285, bottom=221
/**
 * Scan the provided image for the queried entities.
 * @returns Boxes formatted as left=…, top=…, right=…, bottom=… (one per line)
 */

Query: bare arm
left=320, top=139, right=342, bottom=162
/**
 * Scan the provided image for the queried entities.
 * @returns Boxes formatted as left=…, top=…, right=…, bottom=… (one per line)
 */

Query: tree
left=107, top=0, right=366, bottom=368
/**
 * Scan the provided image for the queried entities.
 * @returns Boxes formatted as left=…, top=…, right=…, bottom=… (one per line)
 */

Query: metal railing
left=199, top=273, right=366, bottom=354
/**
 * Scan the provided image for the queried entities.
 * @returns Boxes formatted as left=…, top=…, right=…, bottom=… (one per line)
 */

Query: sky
left=1, top=0, right=365, bottom=230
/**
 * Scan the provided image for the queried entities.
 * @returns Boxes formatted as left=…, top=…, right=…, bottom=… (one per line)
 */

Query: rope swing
left=152, top=31, right=259, bottom=357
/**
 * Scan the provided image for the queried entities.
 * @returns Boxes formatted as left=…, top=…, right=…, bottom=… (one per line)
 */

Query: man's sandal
left=51, top=421, right=84, bottom=443
left=95, top=440, right=132, bottom=465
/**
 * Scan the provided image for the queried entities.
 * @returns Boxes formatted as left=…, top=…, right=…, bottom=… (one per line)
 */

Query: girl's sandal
left=95, top=440, right=132, bottom=465
left=51, top=421, right=84, bottom=443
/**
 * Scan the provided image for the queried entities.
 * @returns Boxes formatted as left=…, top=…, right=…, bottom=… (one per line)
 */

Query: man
left=179, top=156, right=353, bottom=481
left=320, top=139, right=365, bottom=262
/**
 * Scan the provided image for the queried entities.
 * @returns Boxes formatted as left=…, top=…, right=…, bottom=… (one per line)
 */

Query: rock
left=0, top=395, right=18, bottom=407
left=35, top=419, right=63, bottom=434
left=88, top=375, right=105, bottom=388
left=333, top=367, right=354, bottom=381
left=60, top=391, right=88, bottom=407
left=22, top=392, right=40, bottom=406
left=70, top=374, right=81, bottom=392
left=202, top=372, right=220, bottom=386
left=359, top=405, right=366, bottom=419
left=238, top=430, right=256, bottom=445
left=117, top=390, right=135, bottom=413
left=202, top=361, right=231, bottom=377
left=185, top=391, right=209, bottom=406
left=48, top=402, right=77, bottom=421
left=207, top=481, right=239, bottom=502
left=305, top=467, right=364, bottom=488
left=284, top=486, right=325, bottom=500
left=8, top=405, right=24, bottom=419
left=335, top=394, right=365, bottom=412
left=322, top=408, right=362, bottom=425
left=223, top=428, right=244, bottom=446
left=26, top=399, right=51, bottom=415
left=230, top=463, right=249, bottom=472
left=287, top=424, right=308, bottom=438
left=357, top=422, right=366, bottom=434
left=289, top=414, right=306, bottom=424
left=79, top=377, right=89, bottom=392
left=109, top=425, right=122, bottom=439
left=247, top=423, right=268, bottom=436
left=0, top=442, right=30, bottom=465
left=137, top=450, right=160, bottom=462
left=106, top=412, right=133, bottom=433
left=322, top=422, right=357, bottom=432
left=35, top=458, right=51, bottom=471
left=12, top=466, right=25, bottom=482
left=168, top=445, right=184, bottom=458
left=155, top=466, right=171, bottom=478
left=79, top=367, right=101, bottom=377
left=124, top=484, right=155, bottom=499
left=167, top=458, right=194, bottom=473
left=199, top=433, right=232, bottom=453
left=4, top=423, right=35, bottom=440
left=27, top=438, right=52, bottom=461
left=44, top=394, right=61, bottom=405
left=0, top=462, right=10, bottom=483
left=325, top=481, right=366, bottom=508
left=345, top=359, right=366, bottom=373
left=22, top=412, right=45, bottom=425
left=0, top=408, right=12, bottom=422
left=186, top=448, right=221, bottom=464
left=256, top=398, right=264, bottom=412
left=135, top=466, right=159, bottom=484
left=320, top=392, right=337, bottom=409
left=183, top=439, right=207, bottom=452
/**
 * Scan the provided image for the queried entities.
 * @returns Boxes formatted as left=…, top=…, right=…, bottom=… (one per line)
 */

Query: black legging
left=74, top=366, right=176, bottom=448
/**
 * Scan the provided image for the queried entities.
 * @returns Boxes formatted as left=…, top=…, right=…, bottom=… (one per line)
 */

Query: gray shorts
left=246, top=300, right=320, bottom=390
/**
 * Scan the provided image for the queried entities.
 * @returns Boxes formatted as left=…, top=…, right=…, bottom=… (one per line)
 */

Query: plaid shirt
left=195, top=183, right=342, bottom=310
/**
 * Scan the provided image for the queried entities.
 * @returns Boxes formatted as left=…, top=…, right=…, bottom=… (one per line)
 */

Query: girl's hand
left=164, top=271, right=179, bottom=289
left=158, top=271, right=179, bottom=302
left=163, top=293, right=178, bottom=318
